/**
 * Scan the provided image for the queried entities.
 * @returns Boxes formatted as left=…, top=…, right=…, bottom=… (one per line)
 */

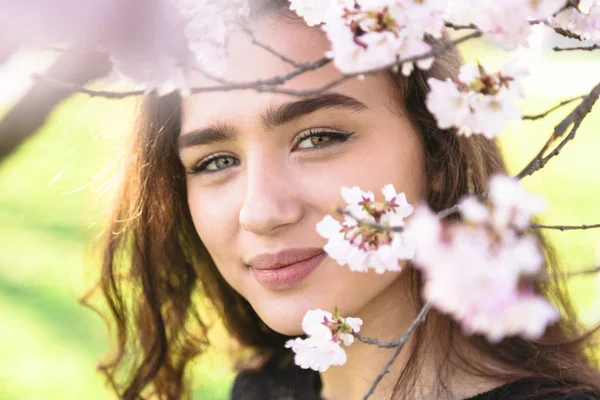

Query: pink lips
left=246, top=248, right=327, bottom=289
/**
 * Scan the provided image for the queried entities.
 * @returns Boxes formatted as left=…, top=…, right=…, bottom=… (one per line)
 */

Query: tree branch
left=359, top=303, right=432, bottom=400
left=0, top=48, right=111, bottom=162
left=335, top=207, right=405, bottom=233
left=546, top=24, right=584, bottom=41
left=515, top=80, right=600, bottom=180
left=530, top=222, right=600, bottom=231
left=32, top=55, right=332, bottom=98
left=31, top=30, right=483, bottom=99
left=553, top=44, right=600, bottom=52
left=444, top=22, right=478, bottom=30
left=522, top=95, right=586, bottom=121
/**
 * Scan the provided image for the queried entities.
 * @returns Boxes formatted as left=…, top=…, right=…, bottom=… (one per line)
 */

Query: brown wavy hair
left=81, top=1, right=600, bottom=398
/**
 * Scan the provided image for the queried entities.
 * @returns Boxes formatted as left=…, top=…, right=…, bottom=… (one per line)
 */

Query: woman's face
left=178, top=16, right=427, bottom=335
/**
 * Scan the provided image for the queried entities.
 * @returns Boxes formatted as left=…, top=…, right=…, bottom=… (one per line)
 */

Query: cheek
left=186, top=180, right=242, bottom=278
left=362, top=127, right=426, bottom=202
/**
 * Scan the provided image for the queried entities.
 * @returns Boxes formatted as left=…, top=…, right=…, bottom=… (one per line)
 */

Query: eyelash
left=189, top=128, right=354, bottom=175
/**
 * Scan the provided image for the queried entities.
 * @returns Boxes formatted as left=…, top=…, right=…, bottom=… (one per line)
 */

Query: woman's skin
left=178, top=15, right=500, bottom=400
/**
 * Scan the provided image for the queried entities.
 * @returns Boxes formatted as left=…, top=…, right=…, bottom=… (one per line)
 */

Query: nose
left=238, top=159, right=304, bottom=236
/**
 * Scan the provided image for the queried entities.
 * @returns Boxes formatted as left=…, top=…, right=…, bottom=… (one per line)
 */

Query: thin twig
left=190, top=65, right=235, bottom=86
left=515, top=80, right=600, bottom=180
left=31, top=56, right=331, bottom=98
left=335, top=207, right=405, bottom=233
left=360, top=303, right=432, bottom=400
left=553, top=44, right=600, bottom=52
left=522, top=95, right=585, bottom=121
left=444, top=22, right=478, bottom=30
left=239, top=23, right=307, bottom=68
left=551, top=26, right=584, bottom=40
left=530, top=222, right=600, bottom=231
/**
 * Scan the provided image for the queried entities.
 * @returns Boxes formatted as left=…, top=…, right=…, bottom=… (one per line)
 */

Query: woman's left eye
left=294, top=129, right=354, bottom=150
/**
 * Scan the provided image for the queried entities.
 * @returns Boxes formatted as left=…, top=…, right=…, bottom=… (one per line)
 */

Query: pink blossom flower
left=426, top=61, right=527, bottom=138
left=406, top=176, right=557, bottom=342
left=488, top=174, right=547, bottom=229
left=286, top=308, right=363, bottom=371
left=317, top=185, right=415, bottom=273
left=448, top=0, right=566, bottom=49
left=285, top=337, right=347, bottom=371
left=288, top=0, right=353, bottom=26
left=550, top=2, right=600, bottom=41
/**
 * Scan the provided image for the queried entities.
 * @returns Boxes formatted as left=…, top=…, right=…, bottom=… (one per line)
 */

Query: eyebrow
left=178, top=92, right=367, bottom=149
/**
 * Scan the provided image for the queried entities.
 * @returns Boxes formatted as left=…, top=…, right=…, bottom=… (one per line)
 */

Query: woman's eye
left=189, top=129, right=353, bottom=175
left=191, top=155, right=239, bottom=175
left=295, top=129, right=354, bottom=150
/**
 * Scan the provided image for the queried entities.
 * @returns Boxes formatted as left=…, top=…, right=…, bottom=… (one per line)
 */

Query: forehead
left=181, top=17, right=400, bottom=132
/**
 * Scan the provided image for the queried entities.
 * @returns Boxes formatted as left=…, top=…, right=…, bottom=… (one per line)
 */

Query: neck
left=319, top=272, right=419, bottom=400
left=318, top=272, right=504, bottom=400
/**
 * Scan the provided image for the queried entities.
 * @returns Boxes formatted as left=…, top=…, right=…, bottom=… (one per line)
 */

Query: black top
left=465, top=378, right=600, bottom=400
left=230, top=358, right=600, bottom=400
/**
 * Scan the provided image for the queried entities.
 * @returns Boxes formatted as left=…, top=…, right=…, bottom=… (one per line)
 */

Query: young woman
left=87, top=0, right=600, bottom=399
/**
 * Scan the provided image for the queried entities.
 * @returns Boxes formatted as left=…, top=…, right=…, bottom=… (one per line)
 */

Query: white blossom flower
left=286, top=308, right=363, bottom=371
left=338, top=316, right=363, bottom=345
left=285, top=337, right=347, bottom=371
left=324, top=21, right=404, bottom=74
left=427, top=62, right=527, bottom=137
left=469, top=89, right=523, bottom=139
left=318, top=0, right=444, bottom=75
left=397, top=37, right=435, bottom=77
left=426, top=78, right=472, bottom=130
left=345, top=317, right=363, bottom=332
left=462, top=292, right=560, bottom=343
left=488, top=174, right=547, bottom=229
left=460, top=196, right=490, bottom=224
left=406, top=177, right=557, bottom=343
left=448, top=0, right=566, bottom=49
left=176, top=0, right=249, bottom=76
left=301, top=309, right=334, bottom=343
left=288, top=0, right=353, bottom=26
left=317, top=185, right=415, bottom=273
left=458, top=63, right=481, bottom=85
left=550, top=2, right=600, bottom=41
left=184, top=5, right=229, bottom=76
left=389, top=0, right=448, bottom=39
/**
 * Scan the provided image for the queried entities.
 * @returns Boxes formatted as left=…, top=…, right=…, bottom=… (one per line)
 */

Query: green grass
left=0, top=45, right=599, bottom=399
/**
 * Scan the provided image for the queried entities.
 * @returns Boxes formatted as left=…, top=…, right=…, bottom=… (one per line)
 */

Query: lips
left=246, top=247, right=326, bottom=270
left=246, top=248, right=327, bottom=289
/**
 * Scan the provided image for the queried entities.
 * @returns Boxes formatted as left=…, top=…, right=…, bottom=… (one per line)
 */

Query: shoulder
left=468, top=378, right=600, bottom=400
left=230, top=355, right=322, bottom=400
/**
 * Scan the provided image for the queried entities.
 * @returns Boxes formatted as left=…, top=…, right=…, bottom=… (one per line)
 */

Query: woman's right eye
left=190, top=155, right=239, bottom=175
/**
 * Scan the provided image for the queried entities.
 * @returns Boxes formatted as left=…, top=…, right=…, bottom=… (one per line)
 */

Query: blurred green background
left=0, top=36, right=599, bottom=399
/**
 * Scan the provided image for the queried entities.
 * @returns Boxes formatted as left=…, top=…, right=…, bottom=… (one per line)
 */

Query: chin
left=250, top=293, right=332, bottom=337
left=259, top=311, right=305, bottom=337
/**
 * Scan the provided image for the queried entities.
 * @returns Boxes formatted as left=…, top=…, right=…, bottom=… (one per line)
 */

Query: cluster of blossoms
left=426, top=60, right=527, bottom=138
left=447, top=0, right=567, bottom=49
left=5, top=0, right=598, bottom=95
left=550, top=0, right=600, bottom=41
left=316, top=184, right=415, bottom=274
left=289, top=176, right=559, bottom=369
left=290, top=0, right=447, bottom=74
left=407, top=175, right=559, bottom=342
left=285, top=309, right=363, bottom=371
